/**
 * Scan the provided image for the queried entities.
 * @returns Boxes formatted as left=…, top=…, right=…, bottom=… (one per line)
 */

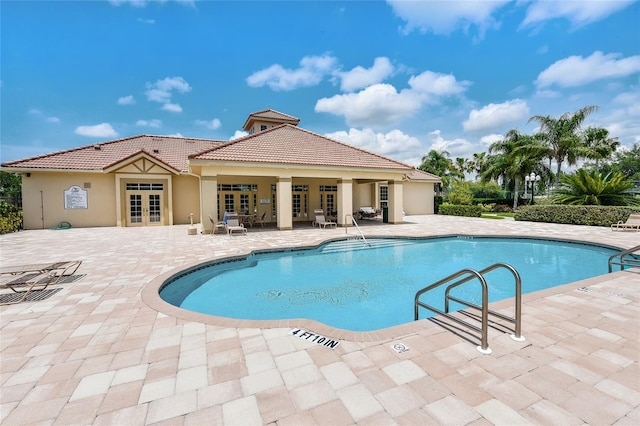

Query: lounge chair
left=209, top=215, right=226, bottom=235
left=0, top=261, right=82, bottom=305
left=611, top=214, right=640, bottom=232
left=313, top=209, right=337, bottom=229
left=225, top=214, right=247, bottom=235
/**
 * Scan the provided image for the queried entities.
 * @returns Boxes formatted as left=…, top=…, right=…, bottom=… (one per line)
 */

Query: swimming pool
left=159, top=237, right=618, bottom=332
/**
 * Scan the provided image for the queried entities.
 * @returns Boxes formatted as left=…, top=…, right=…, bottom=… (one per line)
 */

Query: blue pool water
left=160, top=237, right=618, bottom=331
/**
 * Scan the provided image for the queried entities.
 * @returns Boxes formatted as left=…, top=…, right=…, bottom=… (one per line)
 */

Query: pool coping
left=141, top=233, right=627, bottom=343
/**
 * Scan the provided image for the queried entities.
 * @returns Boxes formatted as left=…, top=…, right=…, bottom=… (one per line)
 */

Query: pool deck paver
left=0, top=215, right=638, bottom=425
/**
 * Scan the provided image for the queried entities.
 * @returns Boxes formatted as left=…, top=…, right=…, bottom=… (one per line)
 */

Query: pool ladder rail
left=608, top=244, right=640, bottom=273
left=414, top=263, right=524, bottom=355
left=344, top=214, right=370, bottom=247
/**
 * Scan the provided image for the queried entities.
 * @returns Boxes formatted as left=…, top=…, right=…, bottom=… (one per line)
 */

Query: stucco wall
left=403, top=181, right=435, bottom=215
left=172, top=175, right=201, bottom=225
left=21, top=172, right=116, bottom=230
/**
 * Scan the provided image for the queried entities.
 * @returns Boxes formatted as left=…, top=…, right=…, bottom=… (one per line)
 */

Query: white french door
left=126, top=191, right=163, bottom=226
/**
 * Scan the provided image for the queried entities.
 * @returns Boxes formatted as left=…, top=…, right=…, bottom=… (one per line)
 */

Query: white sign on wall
left=64, top=185, right=88, bottom=209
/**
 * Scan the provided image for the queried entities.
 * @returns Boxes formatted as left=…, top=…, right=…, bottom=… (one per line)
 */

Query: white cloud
left=316, top=84, right=422, bottom=128
left=74, top=123, right=118, bottom=138
left=145, top=76, right=191, bottom=112
left=479, top=133, right=504, bottom=147
left=325, top=127, right=423, bottom=166
left=387, top=0, right=510, bottom=39
left=463, top=99, right=530, bottom=132
left=162, top=103, right=182, bottom=113
left=195, top=118, right=221, bottom=130
left=535, top=51, right=640, bottom=89
left=230, top=130, right=248, bottom=140
left=137, top=18, right=155, bottom=24
left=117, top=95, right=136, bottom=105
left=29, top=108, right=60, bottom=123
left=337, top=57, right=395, bottom=92
left=246, top=54, right=338, bottom=91
left=426, top=130, right=477, bottom=159
left=136, top=119, right=162, bottom=128
left=521, top=1, right=635, bottom=29
left=408, top=70, right=470, bottom=96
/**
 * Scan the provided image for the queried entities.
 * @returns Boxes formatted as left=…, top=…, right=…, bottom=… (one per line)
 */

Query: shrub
left=514, top=205, right=640, bottom=227
left=447, top=181, right=473, bottom=205
left=0, top=201, right=22, bottom=234
left=438, top=203, right=482, bottom=217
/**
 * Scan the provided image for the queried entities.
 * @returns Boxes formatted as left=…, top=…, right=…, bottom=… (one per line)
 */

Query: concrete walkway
left=1, top=216, right=638, bottom=425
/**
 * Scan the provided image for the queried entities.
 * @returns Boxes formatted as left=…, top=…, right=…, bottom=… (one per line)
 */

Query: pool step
left=319, top=238, right=413, bottom=254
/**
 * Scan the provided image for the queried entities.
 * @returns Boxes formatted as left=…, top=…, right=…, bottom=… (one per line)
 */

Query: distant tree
left=454, top=157, right=472, bottom=179
left=551, top=169, right=639, bottom=206
left=418, top=150, right=458, bottom=193
left=482, top=129, right=547, bottom=209
left=470, top=152, right=487, bottom=181
left=529, top=105, right=599, bottom=187
left=580, top=127, right=619, bottom=171
left=0, top=171, right=21, bottom=206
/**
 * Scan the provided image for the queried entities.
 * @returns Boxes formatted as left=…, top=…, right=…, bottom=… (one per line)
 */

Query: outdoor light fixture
left=525, top=172, right=541, bottom=204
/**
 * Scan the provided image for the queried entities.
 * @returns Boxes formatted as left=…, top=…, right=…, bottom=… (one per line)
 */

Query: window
left=224, top=194, right=235, bottom=213
left=217, top=184, right=257, bottom=192
left=380, top=185, right=388, bottom=209
left=240, top=194, right=250, bottom=214
left=260, top=125, right=268, bottom=131
left=326, top=193, right=335, bottom=215
left=319, top=185, right=337, bottom=192
left=126, top=183, right=164, bottom=190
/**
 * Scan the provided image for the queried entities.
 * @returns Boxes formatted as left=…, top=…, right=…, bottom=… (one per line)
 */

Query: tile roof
left=191, top=124, right=415, bottom=171
left=406, top=168, right=441, bottom=182
left=1, top=135, right=222, bottom=173
left=242, top=108, right=300, bottom=130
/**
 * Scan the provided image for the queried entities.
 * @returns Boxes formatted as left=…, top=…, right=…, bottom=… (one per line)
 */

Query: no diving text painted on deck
left=289, top=328, right=340, bottom=349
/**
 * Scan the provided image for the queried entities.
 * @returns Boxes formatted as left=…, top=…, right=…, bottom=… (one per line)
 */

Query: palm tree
left=454, top=157, right=471, bottom=179
left=470, top=152, right=487, bottom=181
left=419, top=150, right=457, bottom=193
left=580, top=127, right=619, bottom=171
left=482, top=129, right=547, bottom=209
left=528, top=105, right=599, bottom=187
left=552, top=169, right=639, bottom=206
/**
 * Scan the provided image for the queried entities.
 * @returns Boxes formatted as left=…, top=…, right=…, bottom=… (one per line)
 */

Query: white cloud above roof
left=426, top=129, right=477, bottom=159
left=387, top=0, right=509, bottom=38
left=463, top=99, right=530, bottom=133
left=246, top=54, right=338, bottom=91
left=145, top=76, right=191, bottom=112
left=521, top=0, right=635, bottom=29
left=535, top=51, right=640, bottom=89
left=316, top=83, right=422, bottom=128
left=325, top=127, right=423, bottom=166
left=136, top=119, right=162, bottom=128
left=408, top=70, right=470, bottom=96
left=117, top=95, right=136, bottom=105
left=74, top=123, right=118, bottom=138
left=195, top=118, right=221, bottom=130
left=337, top=57, right=395, bottom=92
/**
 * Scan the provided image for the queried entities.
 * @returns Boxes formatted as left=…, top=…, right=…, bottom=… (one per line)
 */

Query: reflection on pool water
left=160, top=237, right=618, bottom=332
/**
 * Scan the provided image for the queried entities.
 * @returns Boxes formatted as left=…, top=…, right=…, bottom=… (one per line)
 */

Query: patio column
left=337, top=179, right=353, bottom=226
left=276, top=177, right=292, bottom=230
left=388, top=179, right=403, bottom=224
left=201, top=176, right=218, bottom=232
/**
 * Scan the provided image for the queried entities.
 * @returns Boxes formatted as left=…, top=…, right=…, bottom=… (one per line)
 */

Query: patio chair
left=253, top=211, right=267, bottom=228
left=0, top=260, right=82, bottom=305
left=611, top=214, right=640, bottom=232
left=313, top=209, right=337, bottom=229
left=225, top=213, right=247, bottom=235
left=209, top=215, right=226, bottom=235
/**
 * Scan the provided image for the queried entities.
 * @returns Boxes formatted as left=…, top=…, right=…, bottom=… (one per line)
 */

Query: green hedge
left=438, top=203, right=482, bottom=217
left=514, top=205, right=640, bottom=227
left=0, top=201, right=23, bottom=234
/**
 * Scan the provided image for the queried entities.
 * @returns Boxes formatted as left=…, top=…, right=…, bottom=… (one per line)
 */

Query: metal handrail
left=414, top=263, right=524, bottom=354
left=345, top=214, right=370, bottom=247
left=608, top=244, right=640, bottom=273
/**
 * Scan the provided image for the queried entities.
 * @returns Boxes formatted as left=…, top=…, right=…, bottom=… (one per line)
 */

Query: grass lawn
left=481, top=212, right=515, bottom=220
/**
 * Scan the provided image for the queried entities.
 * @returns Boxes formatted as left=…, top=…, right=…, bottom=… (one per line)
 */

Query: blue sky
left=2, top=0, right=639, bottom=168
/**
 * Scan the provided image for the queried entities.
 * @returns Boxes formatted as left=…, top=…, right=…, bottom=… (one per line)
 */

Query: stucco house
left=1, top=109, right=440, bottom=231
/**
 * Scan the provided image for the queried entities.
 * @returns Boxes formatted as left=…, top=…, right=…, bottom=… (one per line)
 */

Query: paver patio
left=1, top=215, right=638, bottom=425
